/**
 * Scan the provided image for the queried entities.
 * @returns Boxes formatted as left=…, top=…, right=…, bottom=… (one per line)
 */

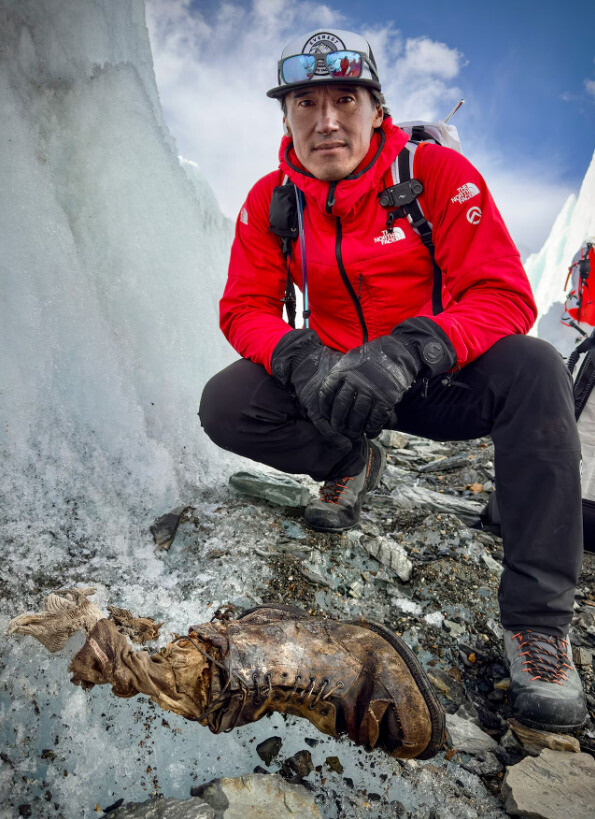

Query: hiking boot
left=70, top=604, right=445, bottom=759
left=503, top=629, right=588, bottom=732
left=304, top=438, right=386, bottom=533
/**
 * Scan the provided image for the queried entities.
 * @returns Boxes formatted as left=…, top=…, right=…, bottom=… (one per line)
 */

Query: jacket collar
left=278, top=117, right=409, bottom=219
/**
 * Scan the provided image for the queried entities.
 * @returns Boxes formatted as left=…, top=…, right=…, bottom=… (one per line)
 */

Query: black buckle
left=378, top=179, right=423, bottom=209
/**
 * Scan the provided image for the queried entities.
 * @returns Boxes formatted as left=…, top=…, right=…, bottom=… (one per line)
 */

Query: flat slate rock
left=110, top=796, right=214, bottom=818
left=192, top=773, right=321, bottom=817
left=229, top=471, right=310, bottom=507
left=445, top=712, right=498, bottom=754
left=360, top=535, right=413, bottom=581
left=502, top=748, right=595, bottom=819
left=372, top=486, right=483, bottom=524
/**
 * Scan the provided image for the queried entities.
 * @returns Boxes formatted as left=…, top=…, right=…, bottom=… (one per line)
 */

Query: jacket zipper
left=335, top=216, right=368, bottom=343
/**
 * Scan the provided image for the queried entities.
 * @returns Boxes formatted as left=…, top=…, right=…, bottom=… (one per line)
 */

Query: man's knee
left=486, top=335, right=569, bottom=385
left=199, top=367, right=236, bottom=446
left=199, top=358, right=297, bottom=450
left=199, top=360, right=264, bottom=448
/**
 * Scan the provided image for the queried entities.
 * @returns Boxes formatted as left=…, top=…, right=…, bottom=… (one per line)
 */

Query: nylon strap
left=391, top=142, right=443, bottom=315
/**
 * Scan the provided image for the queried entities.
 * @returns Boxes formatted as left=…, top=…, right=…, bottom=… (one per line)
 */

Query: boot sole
left=236, top=604, right=445, bottom=759
left=346, top=618, right=446, bottom=760
left=511, top=714, right=587, bottom=732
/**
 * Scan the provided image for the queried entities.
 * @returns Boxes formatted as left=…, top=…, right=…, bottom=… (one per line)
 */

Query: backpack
left=269, top=108, right=464, bottom=328
left=562, top=240, right=595, bottom=330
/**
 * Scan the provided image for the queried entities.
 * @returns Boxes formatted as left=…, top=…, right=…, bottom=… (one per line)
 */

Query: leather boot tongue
left=358, top=699, right=390, bottom=748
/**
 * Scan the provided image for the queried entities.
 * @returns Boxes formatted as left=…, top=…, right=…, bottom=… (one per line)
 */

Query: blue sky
left=146, top=0, right=595, bottom=259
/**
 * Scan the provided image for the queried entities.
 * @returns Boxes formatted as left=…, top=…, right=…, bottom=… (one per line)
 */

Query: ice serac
left=525, top=149, right=595, bottom=354
left=0, top=0, right=235, bottom=545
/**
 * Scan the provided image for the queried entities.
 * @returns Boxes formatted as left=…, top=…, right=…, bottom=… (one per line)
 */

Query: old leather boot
left=70, top=605, right=445, bottom=759
left=304, top=438, right=386, bottom=533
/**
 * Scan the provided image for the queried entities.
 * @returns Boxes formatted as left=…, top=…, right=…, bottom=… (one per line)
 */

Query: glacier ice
left=0, top=0, right=236, bottom=550
left=525, top=148, right=595, bottom=354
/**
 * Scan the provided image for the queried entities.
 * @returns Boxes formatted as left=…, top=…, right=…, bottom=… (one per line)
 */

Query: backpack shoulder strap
left=269, top=176, right=297, bottom=328
left=384, top=142, right=443, bottom=315
left=568, top=330, right=595, bottom=419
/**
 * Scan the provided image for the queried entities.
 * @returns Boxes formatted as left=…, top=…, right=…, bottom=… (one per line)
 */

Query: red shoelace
left=319, top=476, right=354, bottom=505
left=512, top=630, right=573, bottom=685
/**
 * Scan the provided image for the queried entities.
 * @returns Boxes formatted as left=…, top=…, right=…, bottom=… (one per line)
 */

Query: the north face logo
left=374, top=228, right=405, bottom=245
left=451, top=183, right=480, bottom=204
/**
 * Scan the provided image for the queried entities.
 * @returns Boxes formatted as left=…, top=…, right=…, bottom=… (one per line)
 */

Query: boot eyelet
left=321, top=708, right=329, bottom=716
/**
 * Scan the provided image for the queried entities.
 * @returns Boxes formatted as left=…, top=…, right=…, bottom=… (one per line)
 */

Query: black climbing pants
left=200, top=335, right=583, bottom=637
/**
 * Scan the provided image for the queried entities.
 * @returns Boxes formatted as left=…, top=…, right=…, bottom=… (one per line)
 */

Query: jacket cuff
left=270, top=329, right=322, bottom=384
left=391, top=317, right=457, bottom=377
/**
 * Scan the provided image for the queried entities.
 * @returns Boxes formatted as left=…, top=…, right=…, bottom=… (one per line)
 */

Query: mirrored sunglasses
left=280, top=50, right=373, bottom=84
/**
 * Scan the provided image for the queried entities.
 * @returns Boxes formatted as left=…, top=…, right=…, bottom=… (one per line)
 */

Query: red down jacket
left=220, top=117, right=537, bottom=373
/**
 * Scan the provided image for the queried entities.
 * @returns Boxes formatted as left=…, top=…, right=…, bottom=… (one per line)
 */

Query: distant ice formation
left=525, top=149, right=595, bottom=355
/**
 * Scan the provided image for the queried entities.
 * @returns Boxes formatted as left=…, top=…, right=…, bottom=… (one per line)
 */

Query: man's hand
left=319, top=336, right=417, bottom=439
left=271, top=330, right=351, bottom=452
left=319, top=318, right=457, bottom=439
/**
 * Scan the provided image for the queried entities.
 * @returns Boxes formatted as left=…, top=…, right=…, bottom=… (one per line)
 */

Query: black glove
left=271, top=330, right=351, bottom=452
left=320, top=317, right=456, bottom=439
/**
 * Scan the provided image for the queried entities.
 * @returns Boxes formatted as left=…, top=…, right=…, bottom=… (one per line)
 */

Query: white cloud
left=466, top=146, right=575, bottom=261
left=145, top=0, right=581, bottom=257
left=585, top=78, right=595, bottom=98
left=145, top=0, right=346, bottom=219
left=145, top=1, right=467, bottom=218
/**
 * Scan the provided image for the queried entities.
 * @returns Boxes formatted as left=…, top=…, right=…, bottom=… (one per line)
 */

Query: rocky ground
left=120, top=433, right=595, bottom=818
left=2, top=432, right=594, bottom=818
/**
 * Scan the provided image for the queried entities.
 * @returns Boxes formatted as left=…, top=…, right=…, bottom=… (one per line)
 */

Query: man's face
left=283, top=85, right=383, bottom=181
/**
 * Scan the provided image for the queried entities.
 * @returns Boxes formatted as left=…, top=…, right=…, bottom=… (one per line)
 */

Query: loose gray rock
left=150, top=506, right=191, bottom=550
left=446, top=713, right=498, bottom=754
left=379, top=429, right=409, bottom=449
left=572, top=646, right=593, bottom=666
left=256, top=736, right=283, bottom=766
left=426, top=667, right=466, bottom=708
left=461, top=750, right=503, bottom=777
left=193, top=773, right=320, bottom=817
left=228, top=471, right=310, bottom=507
left=282, top=749, right=315, bottom=779
left=502, top=748, right=595, bottom=819
left=444, top=619, right=467, bottom=639
left=361, top=535, right=413, bottom=581
left=417, top=453, right=479, bottom=473
left=372, top=486, right=483, bottom=525
left=110, top=796, right=214, bottom=818
left=481, top=552, right=503, bottom=576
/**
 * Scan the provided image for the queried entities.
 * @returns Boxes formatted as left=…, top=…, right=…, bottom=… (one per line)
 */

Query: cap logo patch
left=303, top=33, right=346, bottom=76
